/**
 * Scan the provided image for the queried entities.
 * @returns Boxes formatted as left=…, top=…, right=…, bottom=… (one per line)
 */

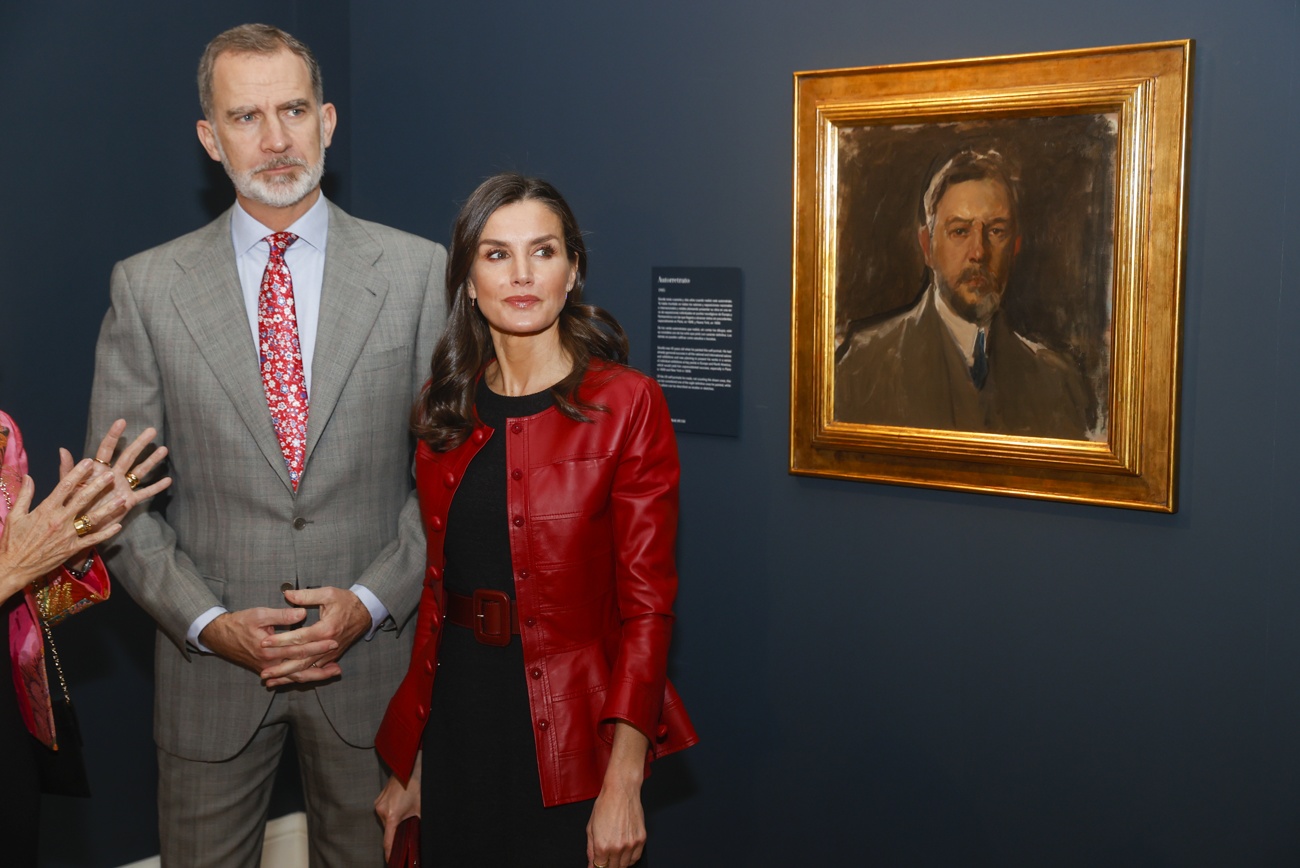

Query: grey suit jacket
left=836, top=288, right=1094, bottom=439
left=87, top=201, right=446, bottom=760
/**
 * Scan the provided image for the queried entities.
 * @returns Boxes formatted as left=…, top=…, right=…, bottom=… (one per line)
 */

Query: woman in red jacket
left=375, top=174, right=697, bottom=868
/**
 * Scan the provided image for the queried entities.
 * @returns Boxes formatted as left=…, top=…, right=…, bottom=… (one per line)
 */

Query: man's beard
left=215, top=134, right=326, bottom=209
left=937, top=266, right=1005, bottom=324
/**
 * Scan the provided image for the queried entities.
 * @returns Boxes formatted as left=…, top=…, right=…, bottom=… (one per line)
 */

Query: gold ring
left=92, top=458, right=111, bottom=467
left=125, top=471, right=140, bottom=490
left=73, top=514, right=94, bottom=537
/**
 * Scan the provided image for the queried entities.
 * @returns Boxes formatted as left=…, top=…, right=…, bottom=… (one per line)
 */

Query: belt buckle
left=471, top=589, right=512, bottom=647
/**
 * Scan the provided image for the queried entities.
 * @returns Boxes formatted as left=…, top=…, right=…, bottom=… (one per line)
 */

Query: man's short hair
left=198, top=23, right=323, bottom=120
left=922, top=149, right=1020, bottom=233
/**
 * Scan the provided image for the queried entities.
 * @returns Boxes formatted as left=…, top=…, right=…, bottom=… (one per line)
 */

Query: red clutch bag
left=388, top=816, right=421, bottom=868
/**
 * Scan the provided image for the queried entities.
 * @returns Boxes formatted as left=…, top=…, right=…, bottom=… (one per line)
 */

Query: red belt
left=445, top=589, right=519, bottom=647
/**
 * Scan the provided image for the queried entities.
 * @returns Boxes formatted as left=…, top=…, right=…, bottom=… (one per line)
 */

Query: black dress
left=0, top=595, right=41, bottom=867
left=421, top=383, right=594, bottom=867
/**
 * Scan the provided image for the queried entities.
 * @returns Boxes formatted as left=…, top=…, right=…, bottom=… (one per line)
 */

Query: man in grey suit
left=87, top=24, right=444, bottom=866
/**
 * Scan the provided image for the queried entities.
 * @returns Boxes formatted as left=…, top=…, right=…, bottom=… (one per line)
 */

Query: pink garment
left=1, top=410, right=109, bottom=748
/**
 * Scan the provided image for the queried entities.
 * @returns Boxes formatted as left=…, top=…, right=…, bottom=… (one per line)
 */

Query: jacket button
left=510, top=423, right=522, bottom=434
left=512, top=515, right=524, bottom=527
left=428, top=566, right=442, bottom=581
left=530, top=668, right=542, bottom=679
left=444, top=471, right=457, bottom=488
left=292, top=517, right=308, bottom=530
left=524, top=617, right=536, bottom=627
left=473, top=429, right=487, bottom=442
left=416, top=704, right=428, bottom=721
left=511, top=468, right=523, bottom=481
left=656, top=724, right=669, bottom=742
left=425, top=660, right=435, bottom=675
left=537, top=719, right=549, bottom=731
left=519, top=571, right=530, bottom=580
left=429, top=516, right=444, bottom=532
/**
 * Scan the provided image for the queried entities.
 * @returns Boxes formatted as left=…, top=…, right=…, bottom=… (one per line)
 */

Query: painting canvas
left=789, top=42, right=1193, bottom=511
left=833, top=116, right=1116, bottom=442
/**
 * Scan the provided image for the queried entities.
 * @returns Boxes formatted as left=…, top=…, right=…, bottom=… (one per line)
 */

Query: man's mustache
left=254, top=156, right=309, bottom=174
left=958, top=265, right=998, bottom=288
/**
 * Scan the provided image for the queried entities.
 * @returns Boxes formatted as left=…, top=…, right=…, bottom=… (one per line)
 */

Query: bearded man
left=835, top=149, right=1093, bottom=439
left=86, top=23, right=445, bottom=866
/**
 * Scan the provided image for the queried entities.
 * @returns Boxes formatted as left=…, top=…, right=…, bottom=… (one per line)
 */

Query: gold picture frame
left=789, top=41, right=1193, bottom=511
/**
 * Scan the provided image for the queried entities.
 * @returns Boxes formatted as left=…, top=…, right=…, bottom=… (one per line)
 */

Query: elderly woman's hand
left=59, top=419, right=172, bottom=517
left=0, top=461, right=127, bottom=604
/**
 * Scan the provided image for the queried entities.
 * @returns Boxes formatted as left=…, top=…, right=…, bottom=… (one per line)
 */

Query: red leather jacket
left=376, top=364, right=698, bottom=806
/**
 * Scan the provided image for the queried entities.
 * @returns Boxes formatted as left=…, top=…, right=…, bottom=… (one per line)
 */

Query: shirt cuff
left=187, top=606, right=227, bottom=654
left=350, top=584, right=390, bottom=640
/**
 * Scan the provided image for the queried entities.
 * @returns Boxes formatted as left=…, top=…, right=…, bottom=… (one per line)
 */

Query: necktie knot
left=265, top=232, right=298, bottom=261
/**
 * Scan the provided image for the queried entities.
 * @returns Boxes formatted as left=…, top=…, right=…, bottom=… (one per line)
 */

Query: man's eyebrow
left=280, top=98, right=311, bottom=111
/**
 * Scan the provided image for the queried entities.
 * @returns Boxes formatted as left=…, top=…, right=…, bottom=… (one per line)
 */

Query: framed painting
left=789, top=41, right=1193, bottom=511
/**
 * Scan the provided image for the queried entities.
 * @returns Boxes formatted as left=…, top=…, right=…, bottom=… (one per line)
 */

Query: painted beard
left=937, top=266, right=1005, bottom=324
left=215, top=133, right=326, bottom=209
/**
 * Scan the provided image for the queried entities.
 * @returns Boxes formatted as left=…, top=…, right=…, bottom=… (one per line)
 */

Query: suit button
left=524, top=617, right=536, bottom=628
left=512, top=515, right=524, bottom=527
left=510, top=423, right=522, bottom=434
left=292, top=517, right=307, bottom=530
left=416, top=705, right=428, bottom=721
left=511, top=469, right=523, bottom=481
left=430, top=516, right=444, bottom=532
left=444, top=471, right=457, bottom=488
left=530, top=668, right=542, bottom=679
left=537, top=719, right=549, bottom=731
left=280, top=582, right=294, bottom=594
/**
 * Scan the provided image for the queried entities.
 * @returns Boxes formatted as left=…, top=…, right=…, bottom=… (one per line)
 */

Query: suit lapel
left=170, top=213, right=295, bottom=491
left=304, top=203, right=389, bottom=462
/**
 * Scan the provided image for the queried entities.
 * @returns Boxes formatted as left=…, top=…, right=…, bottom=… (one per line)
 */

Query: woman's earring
left=470, top=296, right=476, bottom=308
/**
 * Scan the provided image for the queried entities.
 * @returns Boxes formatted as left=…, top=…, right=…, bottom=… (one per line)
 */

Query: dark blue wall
left=4, top=0, right=1299, bottom=864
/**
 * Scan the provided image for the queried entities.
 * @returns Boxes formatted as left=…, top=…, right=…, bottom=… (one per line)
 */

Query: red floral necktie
left=258, top=232, right=308, bottom=490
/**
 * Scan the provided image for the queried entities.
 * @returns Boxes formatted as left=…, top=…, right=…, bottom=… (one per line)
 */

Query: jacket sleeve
left=86, top=260, right=218, bottom=653
left=351, top=241, right=447, bottom=631
left=599, top=376, right=680, bottom=738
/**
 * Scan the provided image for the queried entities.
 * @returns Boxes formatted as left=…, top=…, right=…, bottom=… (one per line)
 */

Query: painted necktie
left=971, top=327, right=989, bottom=390
left=258, top=232, right=308, bottom=490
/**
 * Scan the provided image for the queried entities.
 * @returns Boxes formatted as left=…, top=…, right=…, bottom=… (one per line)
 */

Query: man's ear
left=918, top=224, right=932, bottom=265
left=1014, top=234, right=1023, bottom=257
left=320, top=102, right=338, bottom=149
left=196, top=120, right=222, bottom=163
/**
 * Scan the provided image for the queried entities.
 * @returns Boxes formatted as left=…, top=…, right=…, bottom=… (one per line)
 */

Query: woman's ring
left=73, top=514, right=94, bottom=537
left=125, top=471, right=140, bottom=490
left=92, top=458, right=111, bottom=468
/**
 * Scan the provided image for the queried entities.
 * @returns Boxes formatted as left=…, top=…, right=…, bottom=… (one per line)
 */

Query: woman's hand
left=374, top=758, right=422, bottom=861
left=587, top=722, right=650, bottom=868
left=55, top=419, right=172, bottom=571
left=0, top=461, right=125, bottom=604
left=60, top=418, right=172, bottom=516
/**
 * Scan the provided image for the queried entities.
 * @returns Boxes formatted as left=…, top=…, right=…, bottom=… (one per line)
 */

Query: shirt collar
left=931, top=283, right=985, bottom=366
left=231, top=194, right=330, bottom=257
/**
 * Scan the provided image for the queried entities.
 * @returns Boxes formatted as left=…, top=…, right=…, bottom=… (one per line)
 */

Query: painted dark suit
left=835, top=288, right=1092, bottom=439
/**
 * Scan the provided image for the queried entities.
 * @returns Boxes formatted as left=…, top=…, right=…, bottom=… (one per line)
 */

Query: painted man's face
left=920, top=178, right=1021, bottom=324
